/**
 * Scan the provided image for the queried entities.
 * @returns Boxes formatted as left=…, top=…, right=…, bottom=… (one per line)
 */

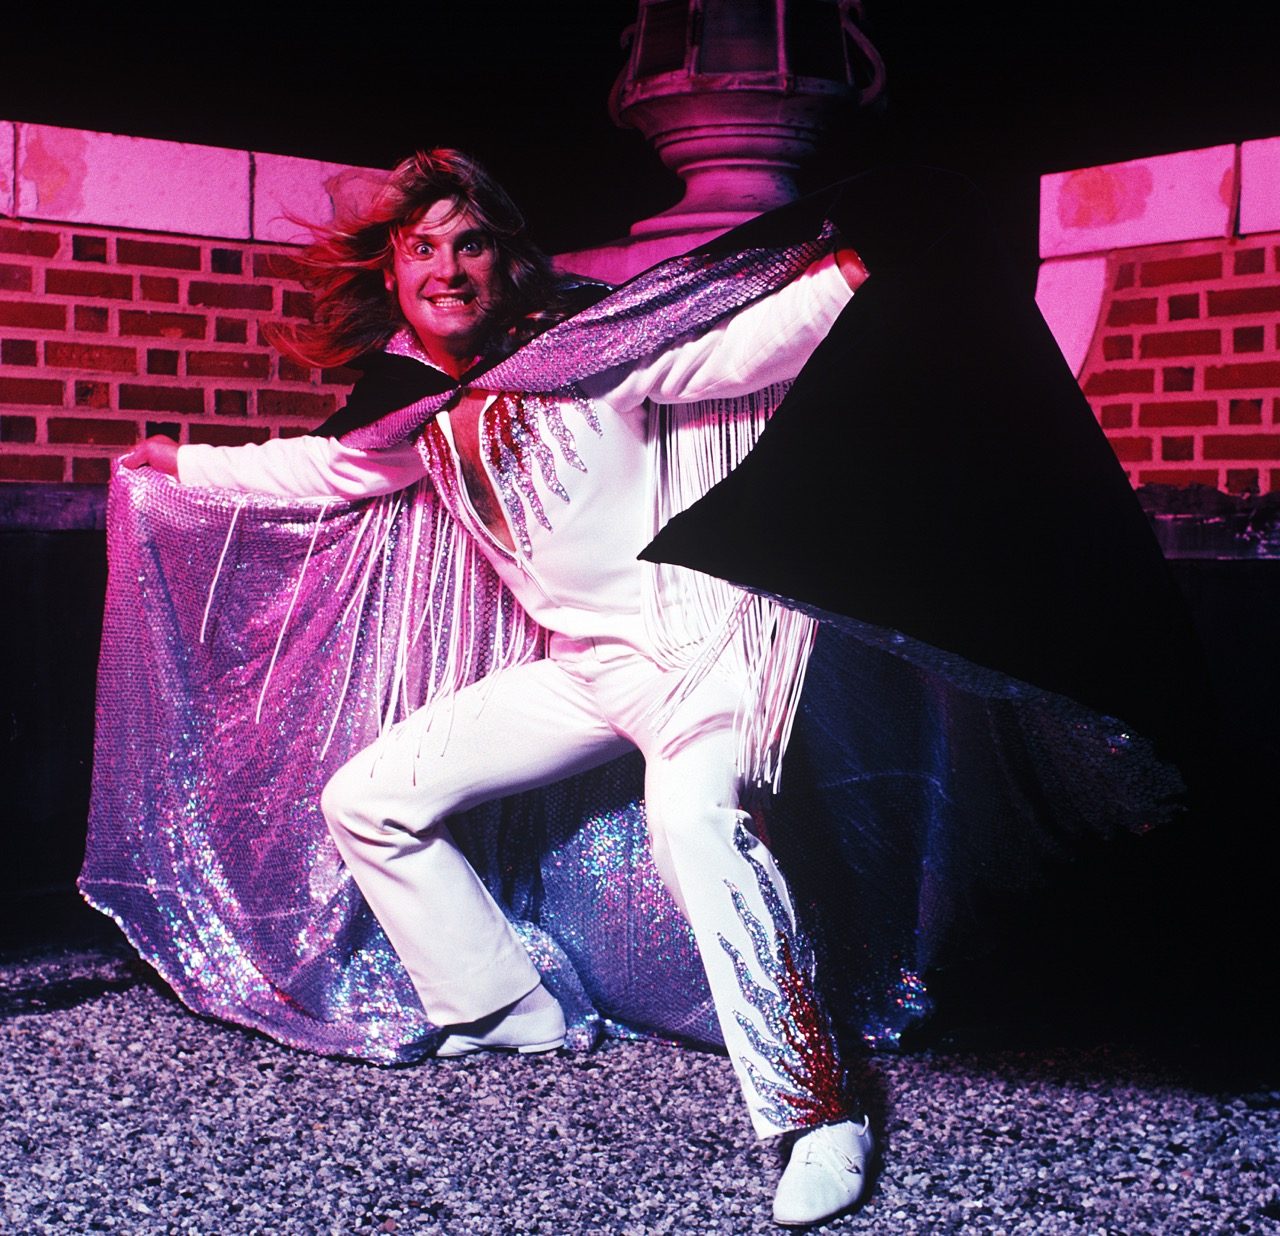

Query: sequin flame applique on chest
left=478, top=390, right=601, bottom=556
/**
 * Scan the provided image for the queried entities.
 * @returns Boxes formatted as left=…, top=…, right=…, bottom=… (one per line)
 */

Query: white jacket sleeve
left=583, top=252, right=855, bottom=410
left=177, top=435, right=428, bottom=499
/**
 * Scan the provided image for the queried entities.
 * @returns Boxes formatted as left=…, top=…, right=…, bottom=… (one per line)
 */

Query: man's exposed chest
left=447, top=389, right=515, bottom=551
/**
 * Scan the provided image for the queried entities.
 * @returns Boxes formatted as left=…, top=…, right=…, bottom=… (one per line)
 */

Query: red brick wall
left=9, top=216, right=1280, bottom=495
left=1081, top=233, right=1280, bottom=495
left=0, top=221, right=356, bottom=483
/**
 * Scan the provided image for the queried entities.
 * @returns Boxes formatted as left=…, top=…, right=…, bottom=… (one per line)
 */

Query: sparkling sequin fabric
left=83, top=469, right=720, bottom=1061
left=340, top=230, right=832, bottom=451
left=479, top=392, right=597, bottom=556
left=83, top=467, right=1187, bottom=1065
left=83, top=220, right=1189, bottom=1070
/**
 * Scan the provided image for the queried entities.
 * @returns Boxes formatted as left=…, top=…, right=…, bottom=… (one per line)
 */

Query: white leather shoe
left=772, top=1117, right=874, bottom=1227
left=434, top=985, right=566, bottom=1058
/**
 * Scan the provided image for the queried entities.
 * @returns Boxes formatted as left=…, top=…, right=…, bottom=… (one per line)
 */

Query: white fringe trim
left=643, top=386, right=818, bottom=792
left=200, top=464, right=542, bottom=760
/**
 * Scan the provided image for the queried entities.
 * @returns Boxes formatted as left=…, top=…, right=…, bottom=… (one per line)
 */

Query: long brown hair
left=269, top=149, right=562, bottom=368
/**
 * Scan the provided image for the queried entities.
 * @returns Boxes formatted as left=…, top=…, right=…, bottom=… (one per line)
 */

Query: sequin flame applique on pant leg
left=718, top=821, right=851, bottom=1132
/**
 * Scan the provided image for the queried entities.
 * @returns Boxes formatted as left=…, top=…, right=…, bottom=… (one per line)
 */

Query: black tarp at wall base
left=0, top=525, right=107, bottom=904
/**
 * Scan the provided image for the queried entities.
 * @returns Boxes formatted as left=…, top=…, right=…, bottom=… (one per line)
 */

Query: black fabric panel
left=310, top=352, right=456, bottom=440
left=313, top=278, right=616, bottom=439
left=642, top=166, right=1214, bottom=771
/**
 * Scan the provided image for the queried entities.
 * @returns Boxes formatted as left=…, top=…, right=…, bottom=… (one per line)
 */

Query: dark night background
left=4, top=1, right=1280, bottom=279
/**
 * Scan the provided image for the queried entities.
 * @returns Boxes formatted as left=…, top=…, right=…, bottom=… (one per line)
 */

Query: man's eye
left=413, top=243, right=433, bottom=257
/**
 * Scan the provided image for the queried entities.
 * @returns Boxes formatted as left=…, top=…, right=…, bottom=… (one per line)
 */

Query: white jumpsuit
left=178, top=254, right=854, bottom=1136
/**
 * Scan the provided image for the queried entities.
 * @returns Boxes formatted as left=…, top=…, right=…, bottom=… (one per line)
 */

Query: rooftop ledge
left=0, top=119, right=385, bottom=243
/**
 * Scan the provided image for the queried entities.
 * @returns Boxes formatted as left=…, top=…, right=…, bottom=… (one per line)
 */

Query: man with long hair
left=124, top=148, right=872, bottom=1226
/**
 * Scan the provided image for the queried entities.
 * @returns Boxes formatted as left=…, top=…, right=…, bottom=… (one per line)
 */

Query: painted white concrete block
left=0, top=121, right=14, bottom=218
left=15, top=123, right=251, bottom=237
left=1034, top=255, right=1109, bottom=377
left=253, top=153, right=386, bottom=244
left=1040, top=145, right=1236, bottom=258
left=1240, top=137, right=1280, bottom=236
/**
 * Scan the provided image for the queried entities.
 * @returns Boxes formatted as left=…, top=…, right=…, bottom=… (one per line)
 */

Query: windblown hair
left=269, top=149, right=577, bottom=368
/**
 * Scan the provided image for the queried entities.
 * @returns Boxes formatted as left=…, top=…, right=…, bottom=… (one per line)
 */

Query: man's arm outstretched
left=122, top=432, right=427, bottom=501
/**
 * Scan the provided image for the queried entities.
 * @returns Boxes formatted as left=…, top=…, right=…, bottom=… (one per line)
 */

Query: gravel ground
left=2, top=933, right=1277, bottom=1236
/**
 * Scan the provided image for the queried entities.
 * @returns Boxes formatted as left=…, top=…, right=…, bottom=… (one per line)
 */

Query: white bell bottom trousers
left=321, top=633, right=849, bottom=1137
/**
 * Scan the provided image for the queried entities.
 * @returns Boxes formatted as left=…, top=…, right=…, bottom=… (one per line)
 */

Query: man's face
left=386, top=199, right=503, bottom=374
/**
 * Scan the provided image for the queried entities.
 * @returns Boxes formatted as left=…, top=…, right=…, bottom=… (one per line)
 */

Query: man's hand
left=835, top=247, right=869, bottom=292
left=121, top=434, right=180, bottom=478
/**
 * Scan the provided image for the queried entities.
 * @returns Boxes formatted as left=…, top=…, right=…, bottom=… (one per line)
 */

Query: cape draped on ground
left=82, top=166, right=1198, bottom=1063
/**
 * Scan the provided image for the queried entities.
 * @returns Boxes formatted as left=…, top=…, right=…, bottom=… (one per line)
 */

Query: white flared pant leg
left=323, top=634, right=850, bottom=1137
left=321, top=654, right=630, bottom=1026
left=577, top=639, right=852, bottom=1140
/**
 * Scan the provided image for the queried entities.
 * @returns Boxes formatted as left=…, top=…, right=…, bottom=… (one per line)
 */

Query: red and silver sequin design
left=718, top=822, right=850, bottom=1131
left=480, top=390, right=601, bottom=556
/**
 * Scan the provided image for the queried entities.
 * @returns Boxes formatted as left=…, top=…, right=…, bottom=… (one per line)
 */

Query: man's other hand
left=121, top=435, right=179, bottom=477
left=835, top=247, right=868, bottom=292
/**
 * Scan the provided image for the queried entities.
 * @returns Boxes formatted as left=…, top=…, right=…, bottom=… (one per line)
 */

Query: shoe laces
left=798, top=1120, right=870, bottom=1175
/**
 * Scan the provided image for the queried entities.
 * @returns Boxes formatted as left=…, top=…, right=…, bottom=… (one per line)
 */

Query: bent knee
left=646, top=790, right=745, bottom=851
left=320, top=755, right=449, bottom=841
left=319, top=758, right=370, bottom=833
